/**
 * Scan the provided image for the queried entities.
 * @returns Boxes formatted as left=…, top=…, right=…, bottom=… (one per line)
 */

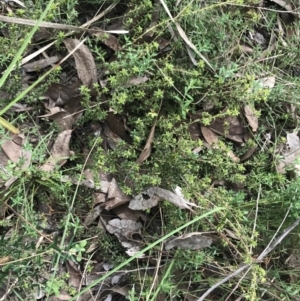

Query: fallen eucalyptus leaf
left=165, top=233, right=213, bottom=250
left=64, top=38, right=97, bottom=87
left=129, top=187, right=199, bottom=212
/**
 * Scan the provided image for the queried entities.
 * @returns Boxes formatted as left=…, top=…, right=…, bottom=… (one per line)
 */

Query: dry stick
left=197, top=205, right=300, bottom=301
left=159, top=0, right=214, bottom=72
left=224, top=265, right=253, bottom=301
left=0, top=15, right=101, bottom=32
left=250, top=184, right=261, bottom=255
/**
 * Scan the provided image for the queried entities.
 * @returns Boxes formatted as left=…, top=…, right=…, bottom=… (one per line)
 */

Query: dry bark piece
left=40, top=130, right=72, bottom=172
left=165, top=233, right=213, bottom=250
left=129, top=187, right=199, bottom=212
left=64, top=38, right=97, bottom=87
left=244, top=105, right=258, bottom=132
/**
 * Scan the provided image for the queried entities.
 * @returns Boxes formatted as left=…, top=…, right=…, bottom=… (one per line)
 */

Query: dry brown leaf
left=103, top=124, right=123, bottom=150
left=83, top=205, right=103, bottom=227
left=102, top=178, right=131, bottom=211
left=106, top=219, right=143, bottom=250
left=276, top=132, right=300, bottom=174
left=136, top=119, right=157, bottom=163
left=93, top=192, right=106, bottom=205
left=129, top=187, right=199, bottom=212
left=60, top=170, right=112, bottom=191
left=208, top=115, right=245, bottom=144
left=64, top=38, right=97, bottom=87
left=1, top=135, right=23, bottom=163
left=188, top=122, right=201, bottom=140
left=125, top=76, right=149, bottom=87
left=45, top=83, right=78, bottom=106
left=200, top=126, right=240, bottom=162
left=271, top=0, right=293, bottom=11
left=224, top=228, right=240, bottom=240
left=106, top=112, right=131, bottom=143
left=33, top=28, right=52, bottom=42
left=201, top=126, right=218, bottom=145
left=113, top=204, right=146, bottom=222
left=65, top=260, right=82, bottom=288
left=23, top=55, right=61, bottom=72
left=40, top=130, right=72, bottom=172
left=63, top=96, right=82, bottom=116
left=92, top=27, right=122, bottom=51
left=1, top=134, right=32, bottom=169
left=244, top=105, right=258, bottom=132
left=165, top=233, right=213, bottom=250
left=240, top=146, right=257, bottom=161
left=239, top=45, right=254, bottom=54
left=227, top=150, right=240, bottom=163
left=39, top=107, right=74, bottom=130
left=258, top=76, right=276, bottom=89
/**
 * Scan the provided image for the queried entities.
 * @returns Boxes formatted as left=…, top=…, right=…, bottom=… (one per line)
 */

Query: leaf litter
left=1, top=1, right=300, bottom=300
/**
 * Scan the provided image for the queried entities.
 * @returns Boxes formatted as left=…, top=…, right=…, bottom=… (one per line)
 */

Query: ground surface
left=1, top=0, right=300, bottom=300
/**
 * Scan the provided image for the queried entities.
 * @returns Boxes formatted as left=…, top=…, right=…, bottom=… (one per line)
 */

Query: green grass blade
left=0, top=0, right=55, bottom=90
